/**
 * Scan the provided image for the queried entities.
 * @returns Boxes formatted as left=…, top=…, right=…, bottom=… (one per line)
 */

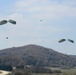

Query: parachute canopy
left=67, top=39, right=74, bottom=43
left=6, top=37, right=8, bottom=39
left=58, top=39, right=66, bottom=43
left=8, top=20, right=16, bottom=24
left=0, top=20, right=7, bottom=25
left=40, top=20, right=42, bottom=21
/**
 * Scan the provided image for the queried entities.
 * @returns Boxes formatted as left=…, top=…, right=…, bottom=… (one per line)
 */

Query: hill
left=0, top=44, right=76, bottom=67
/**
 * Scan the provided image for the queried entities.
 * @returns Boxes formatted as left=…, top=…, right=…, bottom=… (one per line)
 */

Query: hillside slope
left=0, top=44, right=76, bottom=67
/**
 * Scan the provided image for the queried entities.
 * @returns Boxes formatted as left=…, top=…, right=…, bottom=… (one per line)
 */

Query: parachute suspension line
left=0, top=19, right=16, bottom=40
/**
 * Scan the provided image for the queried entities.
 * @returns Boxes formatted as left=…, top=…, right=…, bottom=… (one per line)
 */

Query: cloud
left=0, top=0, right=76, bottom=52
left=4, top=13, right=70, bottom=38
left=14, top=0, right=76, bottom=19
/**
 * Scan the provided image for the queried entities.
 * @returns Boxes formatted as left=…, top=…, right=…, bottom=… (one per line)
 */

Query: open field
left=0, top=67, right=76, bottom=75
left=33, top=68, right=76, bottom=75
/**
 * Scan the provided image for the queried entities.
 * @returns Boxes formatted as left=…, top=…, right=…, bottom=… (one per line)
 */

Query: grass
left=6, top=67, right=76, bottom=75
left=61, top=68, right=76, bottom=75
left=32, top=68, right=76, bottom=75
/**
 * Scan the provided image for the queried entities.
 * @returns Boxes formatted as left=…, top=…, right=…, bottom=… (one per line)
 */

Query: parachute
left=0, top=19, right=16, bottom=39
left=8, top=20, right=16, bottom=24
left=6, top=37, right=8, bottom=39
left=67, top=39, right=74, bottom=43
left=0, top=19, right=16, bottom=25
left=40, top=20, right=42, bottom=21
left=58, top=39, right=66, bottom=43
left=0, top=20, right=7, bottom=25
left=58, top=39, right=74, bottom=43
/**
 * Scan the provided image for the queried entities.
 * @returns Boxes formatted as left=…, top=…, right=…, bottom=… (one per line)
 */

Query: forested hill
left=0, top=44, right=76, bottom=67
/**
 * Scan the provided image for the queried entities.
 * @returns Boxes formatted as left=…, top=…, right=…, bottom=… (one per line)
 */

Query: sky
left=0, top=0, right=76, bottom=55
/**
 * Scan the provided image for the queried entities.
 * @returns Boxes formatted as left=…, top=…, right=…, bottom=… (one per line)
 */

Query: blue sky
left=0, top=0, right=76, bottom=55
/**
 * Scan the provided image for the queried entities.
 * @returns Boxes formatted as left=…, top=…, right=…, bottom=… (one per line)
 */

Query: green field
left=8, top=67, right=76, bottom=75
left=32, top=68, right=76, bottom=75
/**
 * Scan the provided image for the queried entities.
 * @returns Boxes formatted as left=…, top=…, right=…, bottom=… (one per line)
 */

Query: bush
left=0, top=65, right=13, bottom=71
left=8, top=70, right=32, bottom=75
left=31, top=66, right=53, bottom=73
left=53, top=70, right=62, bottom=73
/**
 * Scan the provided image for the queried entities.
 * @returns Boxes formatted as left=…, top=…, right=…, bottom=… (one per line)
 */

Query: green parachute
left=58, top=39, right=74, bottom=43
left=58, top=39, right=66, bottom=43
left=0, top=19, right=16, bottom=39
left=0, top=19, right=16, bottom=25
left=8, top=20, right=16, bottom=24
left=67, top=39, right=74, bottom=43
left=0, top=20, right=7, bottom=25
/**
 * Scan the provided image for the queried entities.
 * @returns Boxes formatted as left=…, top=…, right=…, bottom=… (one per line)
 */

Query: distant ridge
left=0, top=44, right=76, bottom=67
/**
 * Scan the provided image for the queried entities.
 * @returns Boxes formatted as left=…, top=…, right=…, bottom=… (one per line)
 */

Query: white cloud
left=0, top=0, right=76, bottom=53
left=3, top=13, right=70, bottom=39
left=14, top=0, right=76, bottom=19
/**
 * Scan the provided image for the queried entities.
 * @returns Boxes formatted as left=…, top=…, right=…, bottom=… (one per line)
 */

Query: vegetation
left=0, top=44, right=76, bottom=75
left=8, top=69, right=61, bottom=75
left=8, top=69, right=32, bottom=75
left=0, top=44, right=76, bottom=68
left=0, top=65, right=12, bottom=71
left=7, top=67, right=76, bottom=75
